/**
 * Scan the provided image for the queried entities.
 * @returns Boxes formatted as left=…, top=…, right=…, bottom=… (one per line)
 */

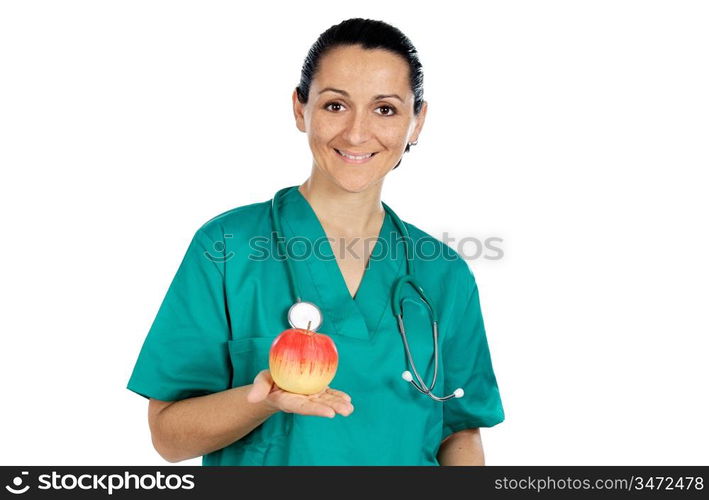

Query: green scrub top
left=127, top=185, right=504, bottom=465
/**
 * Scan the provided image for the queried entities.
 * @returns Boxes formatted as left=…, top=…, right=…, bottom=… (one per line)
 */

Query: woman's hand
left=246, top=369, right=354, bottom=418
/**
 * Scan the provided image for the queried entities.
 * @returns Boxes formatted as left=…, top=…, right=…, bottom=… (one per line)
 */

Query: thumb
left=246, top=369, right=273, bottom=403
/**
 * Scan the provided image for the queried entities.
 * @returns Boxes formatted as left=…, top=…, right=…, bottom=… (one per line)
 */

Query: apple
left=269, top=328, right=338, bottom=395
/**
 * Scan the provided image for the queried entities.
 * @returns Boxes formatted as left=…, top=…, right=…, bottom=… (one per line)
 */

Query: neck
left=298, top=172, right=384, bottom=236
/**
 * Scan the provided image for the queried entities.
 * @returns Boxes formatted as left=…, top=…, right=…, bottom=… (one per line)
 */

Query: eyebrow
left=318, top=87, right=404, bottom=103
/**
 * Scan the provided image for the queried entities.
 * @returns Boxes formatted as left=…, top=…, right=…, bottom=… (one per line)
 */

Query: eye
left=324, top=102, right=345, bottom=112
left=376, top=105, right=397, bottom=116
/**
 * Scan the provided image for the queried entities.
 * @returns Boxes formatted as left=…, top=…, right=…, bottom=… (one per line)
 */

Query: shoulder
left=192, top=196, right=272, bottom=244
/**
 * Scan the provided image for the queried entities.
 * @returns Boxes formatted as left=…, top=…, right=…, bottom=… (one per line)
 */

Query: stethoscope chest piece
left=288, top=301, right=323, bottom=331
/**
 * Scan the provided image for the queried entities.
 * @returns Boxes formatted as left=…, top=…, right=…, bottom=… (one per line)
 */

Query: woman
left=127, top=18, right=504, bottom=466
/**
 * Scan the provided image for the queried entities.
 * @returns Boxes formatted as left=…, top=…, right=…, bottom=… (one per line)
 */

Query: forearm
left=152, top=384, right=278, bottom=463
left=437, top=428, right=485, bottom=466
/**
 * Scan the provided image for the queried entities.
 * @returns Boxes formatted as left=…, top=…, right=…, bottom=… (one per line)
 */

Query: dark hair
left=296, top=18, right=424, bottom=168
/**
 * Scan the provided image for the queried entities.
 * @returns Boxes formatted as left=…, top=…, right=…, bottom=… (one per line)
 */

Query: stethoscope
left=271, top=186, right=464, bottom=402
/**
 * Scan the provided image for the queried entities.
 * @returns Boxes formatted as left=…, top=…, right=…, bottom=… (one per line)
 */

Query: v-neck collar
left=276, top=185, right=404, bottom=341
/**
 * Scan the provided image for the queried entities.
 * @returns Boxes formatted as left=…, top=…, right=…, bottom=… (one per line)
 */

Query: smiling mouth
left=334, top=149, right=377, bottom=161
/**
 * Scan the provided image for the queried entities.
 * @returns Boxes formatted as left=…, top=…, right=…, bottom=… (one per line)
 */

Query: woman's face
left=293, top=45, right=427, bottom=193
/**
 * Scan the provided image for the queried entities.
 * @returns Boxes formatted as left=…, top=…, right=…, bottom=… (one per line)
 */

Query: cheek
left=309, top=114, right=340, bottom=142
left=371, top=121, right=409, bottom=147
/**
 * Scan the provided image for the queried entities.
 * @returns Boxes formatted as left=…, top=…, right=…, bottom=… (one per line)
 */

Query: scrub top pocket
left=227, top=337, right=274, bottom=389
left=224, top=336, right=290, bottom=448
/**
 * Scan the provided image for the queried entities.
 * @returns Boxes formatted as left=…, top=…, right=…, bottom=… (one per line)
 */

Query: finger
left=316, top=390, right=352, bottom=408
left=246, top=370, right=273, bottom=403
left=292, top=398, right=337, bottom=418
left=325, top=388, right=352, bottom=403
left=336, top=400, right=355, bottom=416
left=313, top=392, right=354, bottom=416
left=328, top=400, right=354, bottom=416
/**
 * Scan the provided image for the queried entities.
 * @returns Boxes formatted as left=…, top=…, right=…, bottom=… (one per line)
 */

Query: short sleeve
left=127, top=228, right=232, bottom=402
left=441, top=268, right=505, bottom=440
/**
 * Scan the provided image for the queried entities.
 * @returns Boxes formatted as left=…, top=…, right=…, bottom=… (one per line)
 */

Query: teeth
left=337, top=149, right=373, bottom=160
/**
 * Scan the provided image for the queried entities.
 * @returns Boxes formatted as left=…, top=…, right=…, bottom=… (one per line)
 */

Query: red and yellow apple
left=269, top=328, right=338, bottom=395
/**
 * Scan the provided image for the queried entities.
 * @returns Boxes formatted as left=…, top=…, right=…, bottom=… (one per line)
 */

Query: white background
left=1, top=0, right=707, bottom=466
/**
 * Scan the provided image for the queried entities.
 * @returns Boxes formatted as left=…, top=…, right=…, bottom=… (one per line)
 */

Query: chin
left=316, top=151, right=393, bottom=193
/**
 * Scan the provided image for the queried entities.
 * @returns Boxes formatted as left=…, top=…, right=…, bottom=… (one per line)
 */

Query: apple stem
left=307, top=320, right=312, bottom=331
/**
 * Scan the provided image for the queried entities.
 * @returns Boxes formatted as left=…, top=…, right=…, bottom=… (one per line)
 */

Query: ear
left=408, top=100, right=428, bottom=144
left=292, top=88, right=306, bottom=133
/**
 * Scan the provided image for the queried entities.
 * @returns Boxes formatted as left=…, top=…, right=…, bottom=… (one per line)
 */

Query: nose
left=341, top=108, right=372, bottom=145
